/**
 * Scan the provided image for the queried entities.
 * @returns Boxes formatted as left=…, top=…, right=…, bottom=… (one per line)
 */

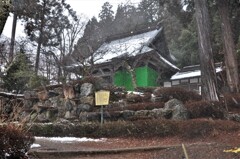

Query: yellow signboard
left=95, top=90, right=110, bottom=106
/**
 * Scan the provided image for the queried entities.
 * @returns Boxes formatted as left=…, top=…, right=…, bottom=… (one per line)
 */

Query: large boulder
left=77, top=104, right=93, bottom=113
left=64, top=110, right=77, bottom=119
left=74, top=84, right=81, bottom=98
left=121, top=110, right=135, bottom=120
left=49, top=96, right=63, bottom=107
left=164, top=98, right=189, bottom=120
left=37, top=112, right=48, bottom=122
left=64, top=99, right=76, bottom=111
left=228, top=114, right=240, bottom=122
left=46, top=108, right=58, bottom=121
left=24, top=91, right=37, bottom=99
left=80, top=83, right=94, bottom=97
left=63, top=85, right=75, bottom=99
left=37, top=91, right=48, bottom=101
left=134, top=110, right=149, bottom=117
left=80, top=96, right=94, bottom=105
left=79, top=112, right=100, bottom=122
left=23, top=100, right=35, bottom=111
left=149, top=108, right=172, bottom=119
left=54, top=87, right=64, bottom=97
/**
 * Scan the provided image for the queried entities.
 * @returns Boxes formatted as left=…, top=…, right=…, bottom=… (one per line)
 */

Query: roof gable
left=91, top=28, right=162, bottom=64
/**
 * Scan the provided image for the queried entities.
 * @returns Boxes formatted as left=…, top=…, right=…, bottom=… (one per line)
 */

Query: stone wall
left=0, top=81, right=191, bottom=123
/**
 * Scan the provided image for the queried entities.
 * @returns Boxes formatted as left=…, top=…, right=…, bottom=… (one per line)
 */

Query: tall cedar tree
left=23, top=0, right=77, bottom=74
left=217, top=0, right=239, bottom=92
left=194, top=0, right=219, bottom=101
left=9, top=0, right=41, bottom=64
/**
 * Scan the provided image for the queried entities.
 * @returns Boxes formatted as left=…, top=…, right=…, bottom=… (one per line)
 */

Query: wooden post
left=101, top=105, right=103, bottom=127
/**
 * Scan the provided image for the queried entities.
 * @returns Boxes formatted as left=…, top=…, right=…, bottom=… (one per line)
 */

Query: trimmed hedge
left=29, top=119, right=240, bottom=139
left=153, top=87, right=202, bottom=103
left=106, top=102, right=164, bottom=112
left=185, top=101, right=227, bottom=119
left=222, top=93, right=240, bottom=111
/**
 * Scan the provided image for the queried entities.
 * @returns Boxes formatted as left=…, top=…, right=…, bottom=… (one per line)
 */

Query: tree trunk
left=217, top=0, right=239, bottom=93
left=9, top=13, right=17, bottom=64
left=35, top=0, right=46, bottom=74
left=123, top=61, right=137, bottom=90
left=194, top=0, right=219, bottom=101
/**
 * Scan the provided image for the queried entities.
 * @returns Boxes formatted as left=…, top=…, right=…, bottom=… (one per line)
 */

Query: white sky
left=2, top=0, right=141, bottom=38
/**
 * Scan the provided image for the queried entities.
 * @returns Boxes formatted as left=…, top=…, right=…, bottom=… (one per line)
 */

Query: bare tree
left=43, top=15, right=86, bottom=83
left=194, top=0, right=219, bottom=101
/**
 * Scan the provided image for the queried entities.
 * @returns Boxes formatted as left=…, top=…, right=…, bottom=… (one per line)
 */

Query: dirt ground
left=29, top=129, right=240, bottom=159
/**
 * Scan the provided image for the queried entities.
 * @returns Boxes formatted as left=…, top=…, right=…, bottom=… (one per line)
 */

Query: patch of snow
left=5, top=153, right=10, bottom=157
left=35, top=137, right=106, bottom=143
left=0, top=92, right=24, bottom=97
left=127, top=91, right=144, bottom=96
left=156, top=53, right=179, bottom=70
left=31, top=144, right=41, bottom=148
left=171, top=67, right=222, bottom=80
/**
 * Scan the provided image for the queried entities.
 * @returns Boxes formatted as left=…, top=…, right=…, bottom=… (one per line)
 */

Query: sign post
left=95, top=90, right=110, bottom=127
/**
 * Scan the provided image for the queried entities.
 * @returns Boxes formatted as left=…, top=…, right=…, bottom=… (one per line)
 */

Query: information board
left=95, top=90, right=110, bottom=106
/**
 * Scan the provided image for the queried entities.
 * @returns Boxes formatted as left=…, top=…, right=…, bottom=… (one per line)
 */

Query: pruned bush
left=30, top=120, right=178, bottom=138
left=136, top=87, right=156, bottom=93
left=126, top=93, right=151, bottom=103
left=178, top=119, right=240, bottom=139
left=185, top=101, right=227, bottom=119
left=0, top=124, right=34, bottom=158
left=178, top=119, right=215, bottom=139
left=153, top=87, right=202, bottom=103
left=30, top=119, right=240, bottom=139
left=222, top=93, right=240, bottom=111
left=107, top=102, right=164, bottom=112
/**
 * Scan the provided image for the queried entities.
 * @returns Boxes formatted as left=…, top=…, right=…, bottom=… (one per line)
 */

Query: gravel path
left=28, top=136, right=240, bottom=159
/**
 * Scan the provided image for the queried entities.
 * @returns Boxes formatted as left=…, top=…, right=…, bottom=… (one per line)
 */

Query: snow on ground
left=127, top=91, right=144, bottom=95
left=30, top=143, right=41, bottom=148
left=31, top=137, right=106, bottom=148
left=35, top=137, right=106, bottom=143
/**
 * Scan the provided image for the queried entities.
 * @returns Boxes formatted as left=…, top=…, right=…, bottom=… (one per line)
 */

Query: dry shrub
left=222, top=93, right=240, bottom=111
left=185, top=101, right=226, bottom=119
left=153, top=87, right=202, bottom=103
left=0, top=124, right=34, bottom=158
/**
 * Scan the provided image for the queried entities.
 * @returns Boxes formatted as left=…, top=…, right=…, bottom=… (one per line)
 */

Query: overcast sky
left=2, top=0, right=141, bottom=38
